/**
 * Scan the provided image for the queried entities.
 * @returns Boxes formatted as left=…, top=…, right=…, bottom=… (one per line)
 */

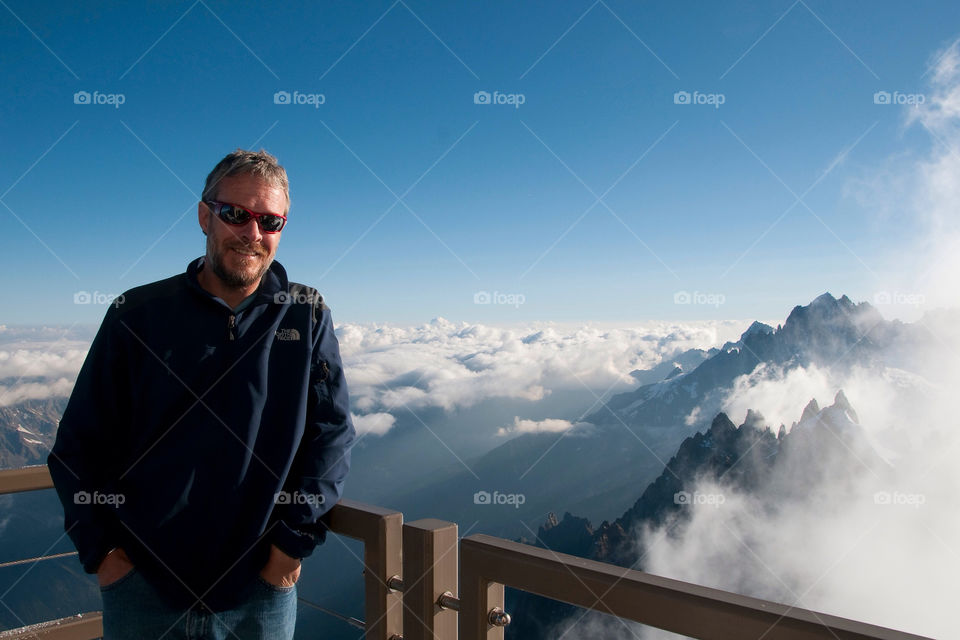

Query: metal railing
left=0, top=467, right=408, bottom=640
left=0, top=466, right=101, bottom=640
left=458, top=534, right=931, bottom=640
left=0, top=465, right=934, bottom=640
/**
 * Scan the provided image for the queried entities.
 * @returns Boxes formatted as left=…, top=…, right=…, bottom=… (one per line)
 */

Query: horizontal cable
left=297, top=597, right=365, bottom=629
left=0, top=551, right=77, bottom=570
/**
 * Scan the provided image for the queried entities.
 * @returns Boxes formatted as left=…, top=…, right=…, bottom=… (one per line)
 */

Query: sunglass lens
left=219, top=204, right=252, bottom=225
left=260, top=215, right=284, bottom=232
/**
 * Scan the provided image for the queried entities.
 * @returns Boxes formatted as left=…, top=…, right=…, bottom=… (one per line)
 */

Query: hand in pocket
left=259, top=544, right=301, bottom=588
left=97, top=548, right=135, bottom=587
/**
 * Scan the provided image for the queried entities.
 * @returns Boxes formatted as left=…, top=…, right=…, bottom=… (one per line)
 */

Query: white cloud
left=495, top=416, right=587, bottom=436
left=0, top=378, right=75, bottom=407
left=721, top=363, right=834, bottom=431
left=0, top=335, right=90, bottom=406
left=0, top=348, right=88, bottom=380
left=351, top=412, right=396, bottom=436
left=639, top=416, right=959, bottom=639
left=857, top=40, right=960, bottom=316
left=841, top=41, right=960, bottom=321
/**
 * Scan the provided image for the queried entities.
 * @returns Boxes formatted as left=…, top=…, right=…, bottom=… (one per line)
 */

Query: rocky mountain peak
left=709, top=412, right=737, bottom=437
left=833, top=389, right=853, bottom=412
left=740, top=320, right=774, bottom=342
left=800, top=398, right=821, bottom=423
left=743, top=409, right=766, bottom=430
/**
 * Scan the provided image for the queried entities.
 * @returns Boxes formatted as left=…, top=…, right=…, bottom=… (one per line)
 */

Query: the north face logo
left=276, top=328, right=301, bottom=341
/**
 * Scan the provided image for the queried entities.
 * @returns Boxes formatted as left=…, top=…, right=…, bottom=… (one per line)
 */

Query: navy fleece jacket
left=47, top=257, right=355, bottom=610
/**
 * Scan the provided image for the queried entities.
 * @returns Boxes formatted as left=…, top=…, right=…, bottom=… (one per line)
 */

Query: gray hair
left=202, top=149, right=290, bottom=213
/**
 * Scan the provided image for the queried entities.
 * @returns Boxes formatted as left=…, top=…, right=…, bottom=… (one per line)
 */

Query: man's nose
left=239, top=217, right=263, bottom=243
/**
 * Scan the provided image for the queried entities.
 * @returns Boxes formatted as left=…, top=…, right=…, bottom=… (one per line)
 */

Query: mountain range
left=390, top=292, right=922, bottom=531
left=0, top=396, right=64, bottom=469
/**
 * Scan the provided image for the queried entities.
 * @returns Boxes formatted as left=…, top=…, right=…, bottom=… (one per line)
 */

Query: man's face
left=198, top=174, right=287, bottom=289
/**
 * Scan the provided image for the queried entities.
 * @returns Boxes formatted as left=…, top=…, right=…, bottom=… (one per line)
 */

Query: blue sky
left=1, top=1, right=957, bottom=326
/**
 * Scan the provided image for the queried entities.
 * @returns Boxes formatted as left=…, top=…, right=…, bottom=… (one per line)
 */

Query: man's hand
left=97, top=547, right=134, bottom=587
left=259, top=544, right=301, bottom=588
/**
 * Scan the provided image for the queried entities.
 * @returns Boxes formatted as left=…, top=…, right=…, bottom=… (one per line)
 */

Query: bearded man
left=49, top=149, right=355, bottom=640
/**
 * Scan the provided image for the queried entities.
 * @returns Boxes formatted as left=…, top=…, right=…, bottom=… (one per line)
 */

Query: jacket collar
left=185, top=256, right=289, bottom=307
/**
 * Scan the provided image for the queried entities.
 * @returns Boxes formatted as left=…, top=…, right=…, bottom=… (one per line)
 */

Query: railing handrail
left=458, top=533, right=932, bottom=640
left=0, top=613, right=103, bottom=640
left=0, top=465, right=53, bottom=495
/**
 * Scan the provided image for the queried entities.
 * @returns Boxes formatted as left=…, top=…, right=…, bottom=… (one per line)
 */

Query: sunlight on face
left=203, top=174, right=287, bottom=289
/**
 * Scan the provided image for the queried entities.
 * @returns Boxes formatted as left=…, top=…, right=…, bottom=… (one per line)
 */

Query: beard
left=206, top=232, right=273, bottom=289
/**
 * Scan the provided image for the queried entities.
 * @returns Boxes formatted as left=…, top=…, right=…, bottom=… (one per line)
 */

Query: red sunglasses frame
left=204, top=200, right=287, bottom=233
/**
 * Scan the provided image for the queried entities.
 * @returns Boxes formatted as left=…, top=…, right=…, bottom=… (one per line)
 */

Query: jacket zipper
left=228, top=314, right=236, bottom=341
left=319, top=360, right=329, bottom=382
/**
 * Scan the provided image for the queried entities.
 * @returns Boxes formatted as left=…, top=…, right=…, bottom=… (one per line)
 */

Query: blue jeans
left=100, top=567, right=297, bottom=640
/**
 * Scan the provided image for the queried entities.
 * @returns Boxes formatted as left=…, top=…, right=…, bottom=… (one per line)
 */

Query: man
left=48, top=149, right=355, bottom=639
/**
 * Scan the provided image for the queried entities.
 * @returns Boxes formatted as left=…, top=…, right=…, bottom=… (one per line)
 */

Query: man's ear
left=198, top=201, right=209, bottom=236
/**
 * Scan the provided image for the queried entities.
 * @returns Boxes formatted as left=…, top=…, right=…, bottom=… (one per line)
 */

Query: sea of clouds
left=0, top=319, right=749, bottom=433
left=337, top=319, right=747, bottom=435
left=0, top=325, right=92, bottom=407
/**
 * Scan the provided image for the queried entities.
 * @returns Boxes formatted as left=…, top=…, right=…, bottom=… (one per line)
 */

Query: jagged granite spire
left=800, top=398, right=821, bottom=423
left=833, top=389, right=859, bottom=424
left=743, top=408, right=766, bottom=430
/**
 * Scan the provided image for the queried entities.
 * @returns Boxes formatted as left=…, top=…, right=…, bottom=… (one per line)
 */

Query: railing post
left=459, top=538, right=505, bottom=640
left=369, top=510, right=403, bottom=640
left=327, top=500, right=403, bottom=640
left=402, top=518, right=458, bottom=640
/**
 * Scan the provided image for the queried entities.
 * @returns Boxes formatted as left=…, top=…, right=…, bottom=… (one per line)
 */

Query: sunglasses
left=204, top=200, right=287, bottom=233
